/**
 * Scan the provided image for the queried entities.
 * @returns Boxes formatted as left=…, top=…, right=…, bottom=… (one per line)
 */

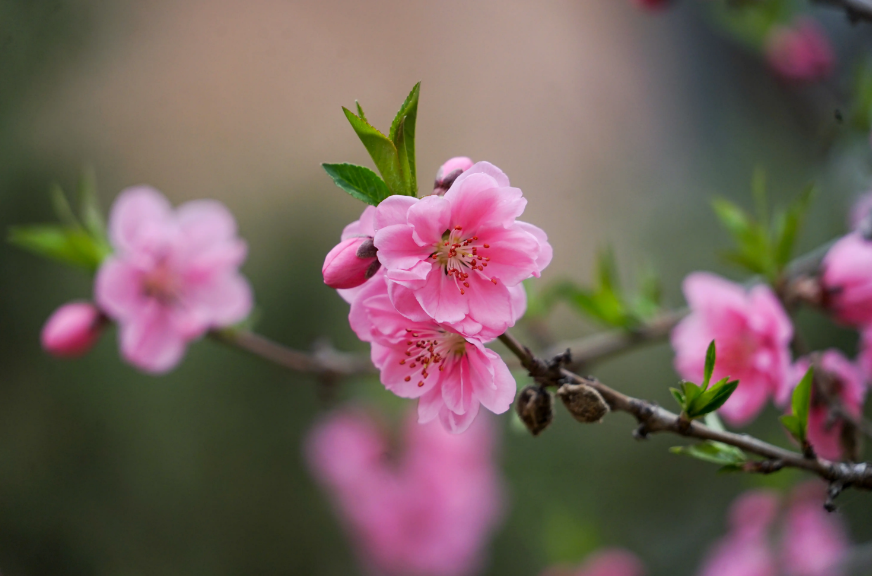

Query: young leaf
left=703, top=340, right=716, bottom=389
left=77, top=167, right=108, bottom=243
left=9, top=225, right=109, bottom=272
left=790, top=366, right=814, bottom=439
left=690, top=379, right=739, bottom=418
left=670, top=442, right=746, bottom=467
left=773, top=184, right=814, bottom=268
left=779, top=414, right=803, bottom=440
left=50, top=184, right=79, bottom=228
left=322, top=163, right=392, bottom=206
left=389, top=82, right=420, bottom=197
left=670, top=388, right=686, bottom=410
left=355, top=100, right=367, bottom=121
left=342, top=107, right=408, bottom=197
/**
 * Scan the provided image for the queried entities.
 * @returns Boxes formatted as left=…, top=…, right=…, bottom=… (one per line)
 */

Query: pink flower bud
left=433, top=156, right=474, bottom=194
left=322, top=236, right=380, bottom=289
left=41, top=302, right=104, bottom=358
left=765, top=18, right=834, bottom=82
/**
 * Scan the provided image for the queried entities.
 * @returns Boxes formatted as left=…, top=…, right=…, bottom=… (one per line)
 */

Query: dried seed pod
left=515, top=385, right=554, bottom=436
left=557, top=383, right=609, bottom=424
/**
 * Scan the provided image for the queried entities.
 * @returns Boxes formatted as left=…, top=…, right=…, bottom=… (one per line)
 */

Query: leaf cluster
left=670, top=341, right=739, bottom=420
left=322, top=82, right=421, bottom=205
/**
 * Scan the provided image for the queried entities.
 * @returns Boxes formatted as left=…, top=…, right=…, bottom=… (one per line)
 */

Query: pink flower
left=540, top=549, right=646, bottom=576
left=306, top=406, right=504, bottom=576
left=349, top=275, right=518, bottom=433
left=671, top=272, right=793, bottom=426
left=821, top=233, right=872, bottom=326
left=434, top=156, right=474, bottom=195
left=95, top=186, right=252, bottom=373
left=41, top=301, right=105, bottom=357
left=785, top=351, right=866, bottom=461
left=325, top=205, right=382, bottom=291
left=697, top=484, right=848, bottom=576
left=374, top=161, right=552, bottom=337
left=765, top=18, right=834, bottom=82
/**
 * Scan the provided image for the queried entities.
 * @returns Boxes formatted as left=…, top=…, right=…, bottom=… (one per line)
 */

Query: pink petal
left=475, top=225, right=539, bottom=285
left=118, top=302, right=187, bottom=373
left=417, top=382, right=446, bottom=424
left=109, top=186, right=174, bottom=254
left=182, top=272, right=253, bottom=330
left=94, top=258, right=146, bottom=321
left=448, top=161, right=511, bottom=190
left=374, top=195, right=417, bottom=230
left=472, top=347, right=517, bottom=414
left=439, top=400, right=481, bottom=434
left=464, top=274, right=515, bottom=334
left=446, top=174, right=526, bottom=232
left=515, top=220, right=554, bottom=276
left=373, top=224, right=431, bottom=272
left=341, top=205, right=378, bottom=240
left=407, top=195, right=451, bottom=246
left=415, top=268, right=470, bottom=325
left=175, top=199, right=238, bottom=246
left=443, top=350, right=476, bottom=415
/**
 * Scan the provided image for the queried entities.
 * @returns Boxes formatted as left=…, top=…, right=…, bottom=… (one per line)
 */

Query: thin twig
left=498, top=331, right=872, bottom=492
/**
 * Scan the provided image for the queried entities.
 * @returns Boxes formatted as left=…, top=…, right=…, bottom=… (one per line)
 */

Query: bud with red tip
left=765, top=18, right=834, bottom=82
left=322, top=236, right=380, bottom=289
left=433, top=156, right=474, bottom=195
left=41, top=302, right=105, bottom=358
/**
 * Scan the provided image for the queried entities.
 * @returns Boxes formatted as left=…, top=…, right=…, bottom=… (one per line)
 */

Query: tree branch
left=498, top=331, right=872, bottom=492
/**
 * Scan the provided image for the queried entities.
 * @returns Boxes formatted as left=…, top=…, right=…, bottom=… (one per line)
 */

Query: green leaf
left=77, top=167, right=108, bottom=243
left=712, top=198, right=752, bottom=239
left=596, top=246, right=620, bottom=293
left=773, top=184, right=814, bottom=269
left=9, top=225, right=109, bottom=272
left=50, top=184, right=79, bottom=228
left=690, top=380, right=739, bottom=418
left=321, top=163, right=392, bottom=206
left=780, top=414, right=803, bottom=440
left=671, top=442, right=747, bottom=467
left=342, top=107, right=408, bottom=197
left=682, top=381, right=702, bottom=405
left=703, top=340, right=716, bottom=389
left=789, top=366, right=814, bottom=440
left=670, top=388, right=686, bottom=409
left=355, top=100, right=367, bottom=121
left=389, top=82, right=420, bottom=197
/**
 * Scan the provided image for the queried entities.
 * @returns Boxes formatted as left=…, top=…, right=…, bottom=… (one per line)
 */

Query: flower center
left=142, top=260, right=180, bottom=305
left=397, top=328, right=466, bottom=387
left=430, top=226, right=495, bottom=295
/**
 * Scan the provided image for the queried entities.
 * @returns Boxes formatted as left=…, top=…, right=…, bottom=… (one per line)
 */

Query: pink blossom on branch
left=374, top=161, right=552, bottom=338
left=349, top=275, right=519, bottom=433
left=671, top=272, right=793, bottom=426
left=95, top=186, right=253, bottom=373
left=785, top=351, right=866, bottom=461
left=821, top=232, right=872, bottom=326
left=41, top=301, right=105, bottom=357
left=306, top=406, right=504, bottom=576
left=765, top=18, right=834, bottom=83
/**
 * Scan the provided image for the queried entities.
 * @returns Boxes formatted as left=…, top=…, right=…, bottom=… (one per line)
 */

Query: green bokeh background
left=1, top=1, right=871, bottom=575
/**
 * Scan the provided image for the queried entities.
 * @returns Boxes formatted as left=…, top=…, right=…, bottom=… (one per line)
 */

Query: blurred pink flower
left=540, top=549, right=646, bottom=576
left=765, top=18, right=834, bottom=82
left=434, top=156, right=474, bottom=195
left=306, top=406, right=504, bottom=576
left=697, top=484, right=849, bottom=576
left=41, top=301, right=105, bottom=357
left=95, top=186, right=252, bottom=373
left=373, top=161, right=551, bottom=337
left=671, top=272, right=793, bottom=426
left=821, top=233, right=872, bottom=326
left=785, top=351, right=866, bottom=461
left=349, top=275, right=517, bottom=433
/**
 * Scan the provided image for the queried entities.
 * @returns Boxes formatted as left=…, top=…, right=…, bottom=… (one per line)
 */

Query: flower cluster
left=42, top=186, right=253, bottom=373
left=323, top=159, right=552, bottom=433
left=305, top=405, right=504, bottom=576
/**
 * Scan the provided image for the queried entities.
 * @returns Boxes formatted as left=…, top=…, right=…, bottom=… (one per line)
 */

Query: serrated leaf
left=670, top=442, right=747, bottom=467
left=322, top=163, right=392, bottom=206
left=389, top=82, right=420, bottom=197
left=9, top=225, right=109, bottom=272
left=342, top=107, right=408, bottom=197
left=355, top=100, right=366, bottom=121
left=703, top=340, right=716, bottom=389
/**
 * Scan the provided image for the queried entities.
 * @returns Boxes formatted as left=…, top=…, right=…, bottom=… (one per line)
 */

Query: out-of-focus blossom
left=540, top=549, right=646, bottom=576
left=306, top=406, right=504, bottom=576
left=632, top=0, right=669, bottom=11
left=41, top=301, right=105, bottom=358
left=785, top=351, right=866, bottom=461
left=349, top=275, right=516, bottom=433
left=434, top=156, right=474, bottom=195
left=95, top=186, right=252, bottom=373
left=821, top=233, right=872, bottom=326
left=697, top=484, right=849, bottom=576
left=765, top=18, right=834, bottom=82
left=671, top=272, right=793, bottom=426
left=374, top=161, right=551, bottom=337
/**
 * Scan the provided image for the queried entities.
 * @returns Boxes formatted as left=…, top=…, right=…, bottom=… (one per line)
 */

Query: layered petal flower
left=373, top=162, right=551, bottom=335
left=821, top=233, right=872, bottom=326
left=671, top=272, right=793, bottom=426
left=95, top=186, right=252, bottom=373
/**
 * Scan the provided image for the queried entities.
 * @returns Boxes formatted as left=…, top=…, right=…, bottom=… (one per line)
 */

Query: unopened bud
left=557, top=383, right=610, bottom=424
left=764, top=18, right=834, bottom=82
left=41, top=302, right=105, bottom=358
left=433, top=156, right=474, bottom=195
left=322, top=236, right=380, bottom=289
left=515, top=385, right=554, bottom=436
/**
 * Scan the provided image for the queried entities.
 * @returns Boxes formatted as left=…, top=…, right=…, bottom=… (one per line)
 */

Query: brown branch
left=498, top=331, right=872, bottom=492
left=210, top=329, right=375, bottom=379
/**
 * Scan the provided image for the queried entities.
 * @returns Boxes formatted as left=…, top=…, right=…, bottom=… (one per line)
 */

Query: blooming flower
left=95, top=186, right=252, bottom=373
left=785, top=351, right=866, bottom=461
left=671, top=272, right=793, bottom=426
left=349, top=275, right=517, bottom=433
left=373, top=161, right=552, bottom=337
left=41, top=301, right=105, bottom=357
left=765, top=18, right=834, bottom=82
left=540, top=549, right=646, bottom=576
left=821, top=233, right=872, bottom=326
left=697, top=484, right=848, bottom=576
left=306, top=406, right=504, bottom=576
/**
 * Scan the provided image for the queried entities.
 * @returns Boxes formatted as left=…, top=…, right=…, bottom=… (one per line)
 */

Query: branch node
left=825, top=481, right=845, bottom=513
left=633, top=423, right=650, bottom=441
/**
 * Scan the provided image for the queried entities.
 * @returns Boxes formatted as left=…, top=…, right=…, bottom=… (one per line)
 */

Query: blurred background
left=1, top=0, right=872, bottom=574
